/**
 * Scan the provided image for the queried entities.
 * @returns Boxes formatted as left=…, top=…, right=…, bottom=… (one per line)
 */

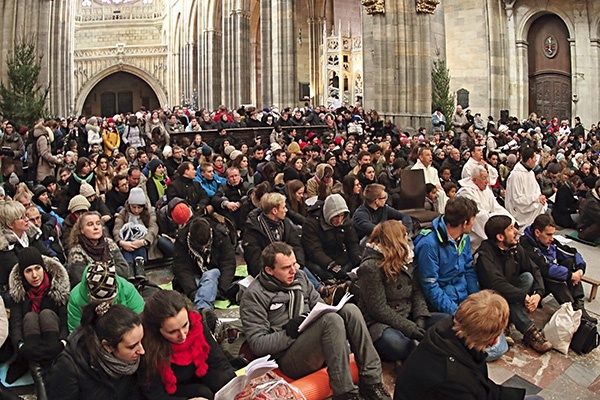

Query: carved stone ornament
left=416, top=0, right=439, bottom=14
left=361, top=0, right=385, bottom=15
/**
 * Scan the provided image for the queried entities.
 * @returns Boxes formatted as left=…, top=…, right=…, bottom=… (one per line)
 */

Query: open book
left=214, top=355, right=278, bottom=400
left=298, top=292, right=353, bottom=332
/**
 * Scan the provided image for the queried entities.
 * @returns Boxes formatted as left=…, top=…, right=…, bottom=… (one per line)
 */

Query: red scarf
left=26, top=273, right=51, bottom=313
left=158, top=311, right=211, bottom=395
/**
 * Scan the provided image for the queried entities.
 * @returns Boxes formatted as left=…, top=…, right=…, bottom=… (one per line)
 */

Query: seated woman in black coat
left=48, top=303, right=145, bottom=400
left=140, top=290, right=235, bottom=400
left=552, top=175, right=582, bottom=229
left=6, top=247, right=70, bottom=399
left=358, top=220, right=446, bottom=362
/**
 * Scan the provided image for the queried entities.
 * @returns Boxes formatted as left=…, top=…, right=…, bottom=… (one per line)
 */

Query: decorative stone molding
left=361, top=0, right=385, bottom=15
left=416, top=0, right=439, bottom=14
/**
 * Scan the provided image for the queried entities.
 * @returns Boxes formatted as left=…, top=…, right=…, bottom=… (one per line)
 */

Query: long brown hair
left=141, top=290, right=191, bottom=382
left=369, top=220, right=410, bottom=282
left=286, top=179, right=306, bottom=216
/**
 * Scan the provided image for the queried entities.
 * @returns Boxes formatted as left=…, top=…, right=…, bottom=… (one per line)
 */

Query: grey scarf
left=258, top=270, right=304, bottom=320
left=94, top=336, right=140, bottom=378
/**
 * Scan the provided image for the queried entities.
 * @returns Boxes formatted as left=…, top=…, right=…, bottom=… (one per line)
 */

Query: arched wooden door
left=528, top=14, right=571, bottom=120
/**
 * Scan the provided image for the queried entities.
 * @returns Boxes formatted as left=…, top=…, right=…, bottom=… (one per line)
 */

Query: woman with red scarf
left=141, top=290, right=235, bottom=400
left=7, top=247, right=70, bottom=400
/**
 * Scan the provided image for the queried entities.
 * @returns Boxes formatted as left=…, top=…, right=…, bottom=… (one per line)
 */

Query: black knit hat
left=41, top=175, right=57, bottom=187
left=86, top=262, right=118, bottom=301
left=17, top=247, right=44, bottom=276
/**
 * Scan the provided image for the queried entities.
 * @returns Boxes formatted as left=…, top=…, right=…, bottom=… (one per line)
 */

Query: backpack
left=26, top=136, right=43, bottom=168
left=570, top=320, right=600, bottom=355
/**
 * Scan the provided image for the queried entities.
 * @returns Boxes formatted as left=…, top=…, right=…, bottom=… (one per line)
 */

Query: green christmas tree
left=431, top=58, right=454, bottom=128
left=0, top=38, right=49, bottom=128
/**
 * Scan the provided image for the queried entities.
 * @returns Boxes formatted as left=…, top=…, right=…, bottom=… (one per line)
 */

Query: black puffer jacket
left=8, top=256, right=70, bottom=348
left=395, top=317, right=525, bottom=400
left=47, top=328, right=143, bottom=400
left=301, top=203, right=361, bottom=270
left=166, top=175, right=209, bottom=213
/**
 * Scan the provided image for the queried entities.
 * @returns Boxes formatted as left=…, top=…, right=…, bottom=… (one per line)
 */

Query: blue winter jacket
left=413, top=216, right=479, bottom=315
left=521, top=225, right=586, bottom=281
left=194, top=171, right=226, bottom=198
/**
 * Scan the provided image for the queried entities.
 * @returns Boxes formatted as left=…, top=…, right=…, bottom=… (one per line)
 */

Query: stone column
left=222, top=0, right=251, bottom=108
left=199, top=28, right=222, bottom=109
left=308, top=17, right=325, bottom=103
left=261, top=0, right=297, bottom=107
left=361, top=1, right=432, bottom=130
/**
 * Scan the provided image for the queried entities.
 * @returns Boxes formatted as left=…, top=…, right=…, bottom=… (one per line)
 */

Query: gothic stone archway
left=82, top=72, right=160, bottom=116
left=75, top=64, right=168, bottom=116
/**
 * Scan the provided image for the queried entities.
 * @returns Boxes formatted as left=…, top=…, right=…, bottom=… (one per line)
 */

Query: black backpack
left=570, top=320, right=599, bottom=355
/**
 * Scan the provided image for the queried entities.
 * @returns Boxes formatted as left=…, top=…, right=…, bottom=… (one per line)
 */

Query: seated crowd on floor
left=0, top=103, right=597, bottom=399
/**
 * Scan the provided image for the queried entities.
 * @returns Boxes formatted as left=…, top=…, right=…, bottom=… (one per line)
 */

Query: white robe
left=456, top=178, right=512, bottom=250
left=412, top=159, right=447, bottom=211
left=461, top=157, right=499, bottom=185
left=505, top=162, right=548, bottom=233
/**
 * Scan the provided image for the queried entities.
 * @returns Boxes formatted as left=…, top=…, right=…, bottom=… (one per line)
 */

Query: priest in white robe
left=412, top=147, right=447, bottom=211
left=457, top=165, right=512, bottom=250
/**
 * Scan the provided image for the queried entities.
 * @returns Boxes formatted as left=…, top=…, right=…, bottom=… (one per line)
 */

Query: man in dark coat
left=173, top=215, right=236, bottom=308
left=211, top=166, right=253, bottom=230
left=395, top=290, right=536, bottom=400
left=302, top=194, right=361, bottom=283
left=242, top=192, right=305, bottom=278
left=475, top=215, right=552, bottom=354
left=166, top=161, right=210, bottom=213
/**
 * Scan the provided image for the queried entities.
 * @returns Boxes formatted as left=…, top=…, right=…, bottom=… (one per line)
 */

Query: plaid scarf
left=27, top=273, right=51, bottom=313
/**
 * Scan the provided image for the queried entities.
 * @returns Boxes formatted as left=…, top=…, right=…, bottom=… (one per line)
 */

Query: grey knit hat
left=68, top=195, right=91, bottom=213
left=128, top=187, right=147, bottom=206
left=323, top=194, right=349, bottom=226
left=79, top=182, right=96, bottom=198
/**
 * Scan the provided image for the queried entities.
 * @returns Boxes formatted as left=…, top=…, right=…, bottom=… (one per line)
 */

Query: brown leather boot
left=523, top=325, right=552, bottom=354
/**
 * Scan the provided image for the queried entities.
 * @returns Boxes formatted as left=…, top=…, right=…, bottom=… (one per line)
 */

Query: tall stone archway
left=74, top=65, right=168, bottom=115
left=527, top=14, right=571, bottom=120
left=82, top=72, right=160, bottom=116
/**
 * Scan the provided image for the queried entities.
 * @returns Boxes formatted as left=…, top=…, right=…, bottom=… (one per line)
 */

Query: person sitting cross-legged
left=240, top=242, right=391, bottom=400
left=521, top=214, right=597, bottom=324
left=475, top=215, right=552, bottom=354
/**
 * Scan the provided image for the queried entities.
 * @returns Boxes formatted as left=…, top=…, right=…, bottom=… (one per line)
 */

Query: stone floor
left=7, top=227, right=600, bottom=399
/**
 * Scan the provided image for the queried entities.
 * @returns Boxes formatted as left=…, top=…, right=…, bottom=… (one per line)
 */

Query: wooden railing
left=167, top=125, right=331, bottom=148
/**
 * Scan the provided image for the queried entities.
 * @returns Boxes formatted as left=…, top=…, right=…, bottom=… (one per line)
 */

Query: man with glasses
left=105, top=174, right=130, bottom=216
left=352, top=183, right=412, bottom=244
left=25, top=205, right=65, bottom=263
left=165, top=145, right=185, bottom=178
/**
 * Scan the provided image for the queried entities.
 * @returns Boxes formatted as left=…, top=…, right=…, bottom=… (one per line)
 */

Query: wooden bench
left=582, top=275, right=600, bottom=302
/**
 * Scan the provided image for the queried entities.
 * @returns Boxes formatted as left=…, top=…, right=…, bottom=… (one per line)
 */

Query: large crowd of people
left=0, top=103, right=598, bottom=399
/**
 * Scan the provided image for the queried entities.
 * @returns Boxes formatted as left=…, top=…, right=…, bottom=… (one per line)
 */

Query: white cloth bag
left=543, top=302, right=582, bottom=354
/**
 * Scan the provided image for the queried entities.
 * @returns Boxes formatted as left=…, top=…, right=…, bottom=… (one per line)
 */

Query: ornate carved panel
left=530, top=75, right=571, bottom=120
left=416, top=0, right=439, bottom=14
left=361, top=0, right=385, bottom=15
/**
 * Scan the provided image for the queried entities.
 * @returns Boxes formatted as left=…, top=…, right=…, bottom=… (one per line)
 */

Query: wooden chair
left=397, top=169, right=440, bottom=230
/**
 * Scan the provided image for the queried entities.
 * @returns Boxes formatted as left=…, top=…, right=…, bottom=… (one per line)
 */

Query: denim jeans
left=157, top=236, right=174, bottom=258
left=485, top=333, right=509, bottom=362
left=373, top=312, right=448, bottom=361
left=509, top=272, right=535, bottom=334
left=122, top=246, right=148, bottom=264
left=194, top=269, right=221, bottom=309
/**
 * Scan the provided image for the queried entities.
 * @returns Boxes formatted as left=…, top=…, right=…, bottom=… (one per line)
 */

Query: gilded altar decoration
left=361, top=0, right=385, bottom=15
left=416, top=0, right=439, bottom=14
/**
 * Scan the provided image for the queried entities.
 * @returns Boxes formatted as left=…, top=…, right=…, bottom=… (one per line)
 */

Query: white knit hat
left=128, top=187, right=147, bottom=206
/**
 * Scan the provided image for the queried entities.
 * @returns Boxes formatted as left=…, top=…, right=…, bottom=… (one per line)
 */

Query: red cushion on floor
left=274, top=354, right=359, bottom=400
